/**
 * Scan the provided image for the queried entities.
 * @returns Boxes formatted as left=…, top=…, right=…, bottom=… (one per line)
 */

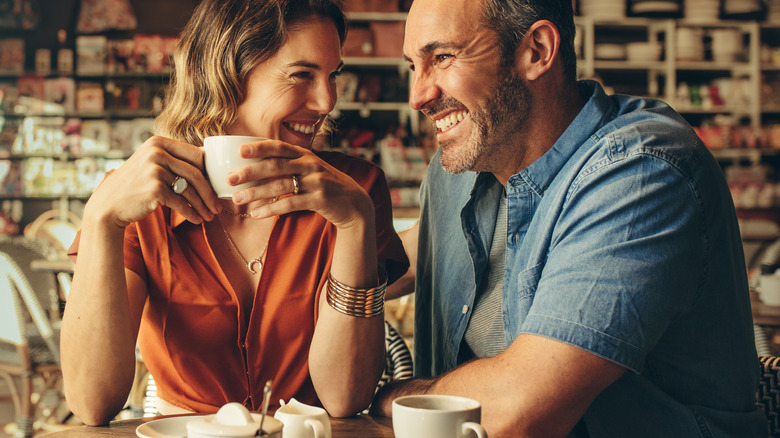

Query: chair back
left=23, top=209, right=80, bottom=258
left=0, top=255, right=26, bottom=346
left=0, top=236, right=61, bottom=319
left=758, top=355, right=780, bottom=437
left=0, top=251, right=60, bottom=363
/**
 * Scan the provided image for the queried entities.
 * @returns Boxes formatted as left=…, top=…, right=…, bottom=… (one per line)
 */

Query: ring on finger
left=291, top=175, right=300, bottom=195
left=171, top=176, right=188, bottom=195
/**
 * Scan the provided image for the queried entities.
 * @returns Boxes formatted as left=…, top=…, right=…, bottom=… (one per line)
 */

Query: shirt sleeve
left=366, top=164, right=410, bottom=285
left=520, top=151, right=705, bottom=373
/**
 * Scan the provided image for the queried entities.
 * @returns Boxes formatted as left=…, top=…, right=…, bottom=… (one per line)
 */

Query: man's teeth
left=287, top=123, right=316, bottom=134
left=435, top=111, right=466, bottom=132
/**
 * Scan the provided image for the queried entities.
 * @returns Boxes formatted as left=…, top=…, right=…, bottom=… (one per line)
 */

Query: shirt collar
left=506, top=80, right=616, bottom=197
left=171, top=208, right=190, bottom=229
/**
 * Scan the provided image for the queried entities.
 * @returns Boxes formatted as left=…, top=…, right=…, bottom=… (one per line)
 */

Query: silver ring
left=291, top=175, right=300, bottom=195
left=171, top=176, right=188, bottom=195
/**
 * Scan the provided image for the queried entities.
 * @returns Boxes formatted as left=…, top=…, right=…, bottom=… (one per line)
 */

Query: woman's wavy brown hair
left=155, top=0, right=347, bottom=145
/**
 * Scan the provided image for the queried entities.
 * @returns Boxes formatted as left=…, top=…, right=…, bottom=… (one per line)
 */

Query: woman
left=60, top=0, right=408, bottom=425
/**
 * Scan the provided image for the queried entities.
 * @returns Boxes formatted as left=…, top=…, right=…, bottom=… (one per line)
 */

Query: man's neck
left=494, top=79, right=585, bottom=186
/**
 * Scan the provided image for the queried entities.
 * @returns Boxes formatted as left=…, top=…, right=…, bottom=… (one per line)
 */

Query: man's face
left=403, top=0, right=530, bottom=174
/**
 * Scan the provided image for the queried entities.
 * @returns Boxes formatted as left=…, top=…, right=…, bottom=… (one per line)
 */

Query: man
left=372, top=0, right=767, bottom=436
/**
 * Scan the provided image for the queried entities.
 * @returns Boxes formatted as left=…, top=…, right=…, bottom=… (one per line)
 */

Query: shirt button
left=462, top=305, right=469, bottom=314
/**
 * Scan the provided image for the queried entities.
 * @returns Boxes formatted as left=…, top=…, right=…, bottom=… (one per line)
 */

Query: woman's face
left=229, top=17, right=343, bottom=147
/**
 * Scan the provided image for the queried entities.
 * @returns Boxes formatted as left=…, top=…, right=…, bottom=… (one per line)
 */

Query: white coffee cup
left=392, top=395, right=488, bottom=438
left=203, top=135, right=266, bottom=198
left=273, top=398, right=331, bottom=438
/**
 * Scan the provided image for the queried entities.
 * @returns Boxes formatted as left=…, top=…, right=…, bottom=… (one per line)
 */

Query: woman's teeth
left=286, top=122, right=316, bottom=134
left=435, top=111, right=466, bottom=132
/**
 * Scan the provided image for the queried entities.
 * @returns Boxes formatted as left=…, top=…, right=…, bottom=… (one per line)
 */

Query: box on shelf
left=80, top=120, right=111, bottom=155
left=345, top=0, right=400, bottom=12
left=44, top=78, right=76, bottom=113
left=0, top=117, right=20, bottom=156
left=76, top=35, right=108, bottom=74
left=344, top=25, right=373, bottom=57
left=76, top=82, right=104, bottom=112
left=107, top=39, right=137, bottom=73
left=0, top=38, right=24, bottom=74
left=22, top=157, right=55, bottom=196
left=0, top=159, right=21, bottom=197
left=110, top=118, right=153, bottom=156
left=133, top=34, right=165, bottom=73
left=13, top=116, right=65, bottom=156
left=336, top=72, right=359, bottom=102
left=370, top=21, right=404, bottom=58
left=105, top=79, right=148, bottom=111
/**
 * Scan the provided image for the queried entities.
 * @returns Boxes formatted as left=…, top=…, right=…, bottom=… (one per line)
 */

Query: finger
left=165, top=155, right=222, bottom=215
left=246, top=191, right=307, bottom=219
left=160, top=178, right=208, bottom=224
left=172, top=177, right=215, bottom=222
left=232, top=175, right=292, bottom=205
left=238, top=139, right=305, bottom=160
left=145, top=135, right=207, bottom=169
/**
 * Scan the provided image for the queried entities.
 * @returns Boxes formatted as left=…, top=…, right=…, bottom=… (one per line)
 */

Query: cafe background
left=1, top=0, right=780, bottom=435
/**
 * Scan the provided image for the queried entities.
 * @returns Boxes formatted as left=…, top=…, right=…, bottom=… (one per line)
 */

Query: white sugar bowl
left=187, top=402, right=283, bottom=438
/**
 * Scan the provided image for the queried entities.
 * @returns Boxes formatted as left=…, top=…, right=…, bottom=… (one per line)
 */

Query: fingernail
left=233, top=192, right=244, bottom=204
left=240, top=145, right=251, bottom=157
left=227, top=174, right=239, bottom=185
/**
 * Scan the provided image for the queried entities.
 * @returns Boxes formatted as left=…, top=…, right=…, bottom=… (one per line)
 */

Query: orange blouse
left=69, top=151, right=408, bottom=413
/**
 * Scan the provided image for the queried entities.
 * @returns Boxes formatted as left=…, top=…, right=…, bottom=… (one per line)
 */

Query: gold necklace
left=216, top=217, right=269, bottom=274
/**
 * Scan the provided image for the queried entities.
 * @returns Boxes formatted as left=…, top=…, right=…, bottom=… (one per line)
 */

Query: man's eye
left=435, top=54, right=453, bottom=63
left=407, top=63, right=416, bottom=72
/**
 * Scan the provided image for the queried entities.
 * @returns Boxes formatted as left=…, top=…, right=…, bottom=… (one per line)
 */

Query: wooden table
left=44, top=414, right=395, bottom=437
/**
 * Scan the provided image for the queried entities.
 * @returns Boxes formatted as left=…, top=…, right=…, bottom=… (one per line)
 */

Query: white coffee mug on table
left=392, top=394, right=488, bottom=438
left=203, top=135, right=266, bottom=198
left=273, top=398, right=331, bottom=438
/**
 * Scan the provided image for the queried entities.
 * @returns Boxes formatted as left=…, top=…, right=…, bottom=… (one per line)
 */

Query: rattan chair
left=0, top=251, right=62, bottom=438
left=0, top=236, right=61, bottom=321
left=23, top=209, right=81, bottom=260
left=758, top=355, right=780, bottom=437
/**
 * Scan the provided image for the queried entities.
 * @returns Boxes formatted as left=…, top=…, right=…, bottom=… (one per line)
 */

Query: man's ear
left=514, top=20, right=560, bottom=81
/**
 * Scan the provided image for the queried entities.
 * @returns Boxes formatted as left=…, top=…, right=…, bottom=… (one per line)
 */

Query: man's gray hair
left=480, top=0, right=577, bottom=81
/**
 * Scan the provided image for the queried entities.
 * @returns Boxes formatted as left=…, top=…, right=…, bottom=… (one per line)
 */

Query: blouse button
left=462, top=305, right=469, bottom=314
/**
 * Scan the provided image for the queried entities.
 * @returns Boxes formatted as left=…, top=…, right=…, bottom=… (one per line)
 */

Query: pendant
left=248, top=258, right=263, bottom=274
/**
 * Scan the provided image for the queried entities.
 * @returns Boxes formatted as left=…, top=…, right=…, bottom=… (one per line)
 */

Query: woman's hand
left=228, top=139, right=374, bottom=229
left=86, top=136, right=223, bottom=228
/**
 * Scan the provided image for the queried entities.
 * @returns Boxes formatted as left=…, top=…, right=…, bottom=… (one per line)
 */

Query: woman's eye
left=292, top=71, right=313, bottom=80
left=329, top=70, right=343, bottom=80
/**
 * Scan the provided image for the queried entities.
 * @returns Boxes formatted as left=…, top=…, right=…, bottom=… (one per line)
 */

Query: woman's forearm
left=60, top=209, right=143, bottom=426
left=309, top=203, right=385, bottom=417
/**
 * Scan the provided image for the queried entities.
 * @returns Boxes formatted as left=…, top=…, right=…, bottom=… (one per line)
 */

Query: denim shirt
left=414, top=80, right=766, bottom=437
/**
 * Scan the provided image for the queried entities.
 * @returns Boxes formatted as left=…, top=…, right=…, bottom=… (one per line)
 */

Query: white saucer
left=136, top=413, right=279, bottom=438
left=136, top=415, right=206, bottom=438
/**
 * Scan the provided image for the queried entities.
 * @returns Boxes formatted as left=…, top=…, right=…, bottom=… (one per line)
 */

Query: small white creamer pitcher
left=273, top=398, right=331, bottom=438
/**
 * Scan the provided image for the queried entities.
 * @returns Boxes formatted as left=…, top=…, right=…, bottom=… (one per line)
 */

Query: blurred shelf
left=347, top=12, right=407, bottom=21
left=343, top=56, right=406, bottom=67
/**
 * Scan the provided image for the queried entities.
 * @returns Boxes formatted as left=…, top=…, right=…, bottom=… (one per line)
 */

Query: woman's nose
left=309, top=78, right=337, bottom=114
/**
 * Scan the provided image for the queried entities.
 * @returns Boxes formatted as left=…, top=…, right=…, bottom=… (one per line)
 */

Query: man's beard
left=438, top=69, right=529, bottom=174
